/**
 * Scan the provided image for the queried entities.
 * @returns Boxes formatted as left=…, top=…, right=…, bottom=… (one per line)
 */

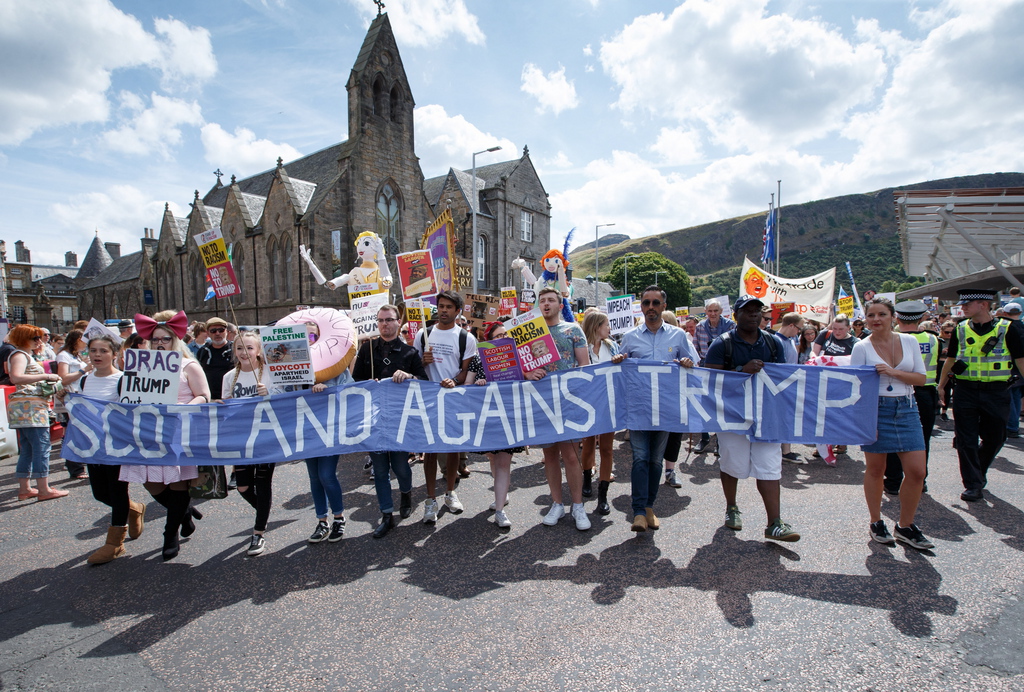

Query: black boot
left=373, top=513, right=394, bottom=539
left=162, top=489, right=190, bottom=561
left=399, top=492, right=413, bottom=519
left=180, top=504, right=203, bottom=538
left=596, top=480, right=611, bottom=516
left=582, top=470, right=593, bottom=498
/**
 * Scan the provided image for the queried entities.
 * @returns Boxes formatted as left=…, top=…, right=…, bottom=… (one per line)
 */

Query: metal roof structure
left=897, top=187, right=1024, bottom=291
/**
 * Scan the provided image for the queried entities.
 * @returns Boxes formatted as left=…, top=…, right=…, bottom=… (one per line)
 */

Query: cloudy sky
left=2, top=0, right=1022, bottom=267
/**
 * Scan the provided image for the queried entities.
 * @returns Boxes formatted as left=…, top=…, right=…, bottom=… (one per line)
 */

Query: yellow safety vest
left=911, top=331, right=938, bottom=386
left=955, top=321, right=1012, bottom=382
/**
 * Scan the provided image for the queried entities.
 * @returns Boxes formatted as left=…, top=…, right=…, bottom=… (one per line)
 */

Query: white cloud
left=413, top=104, right=517, bottom=178
left=349, top=0, right=485, bottom=47
left=583, top=44, right=593, bottom=56
left=520, top=64, right=579, bottom=115
left=0, top=1, right=216, bottom=146
left=102, top=92, right=203, bottom=158
left=599, top=0, right=886, bottom=151
left=542, top=152, right=573, bottom=170
left=200, top=124, right=302, bottom=178
left=650, top=128, right=704, bottom=166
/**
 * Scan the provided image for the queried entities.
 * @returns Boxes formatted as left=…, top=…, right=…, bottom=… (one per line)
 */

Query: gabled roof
left=473, top=159, right=520, bottom=186
left=79, top=251, right=144, bottom=291
left=351, top=13, right=391, bottom=75
left=78, top=234, right=113, bottom=280
left=423, top=175, right=445, bottom=209
left=240, top=192, right=267, bottom=227
left=32, top=265, right=78, bottom=281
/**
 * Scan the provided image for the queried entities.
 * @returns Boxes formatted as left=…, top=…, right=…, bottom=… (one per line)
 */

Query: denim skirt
left=861, top=395, right=925, bottom=454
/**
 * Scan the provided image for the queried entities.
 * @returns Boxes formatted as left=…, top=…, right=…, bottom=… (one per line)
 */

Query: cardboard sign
left=505, top=309, right=558, bottom=373
left=84, top=318, right=123, bottom=346
left=396, top=250, right=437, bottom=299
left=499, top=286, right=517, bottom=317
left=632, top=300, right=643, bottom=326
left=463, top=293, right=500, bottom=329
left=519, top=288, right=537, bottom=312
left=674, top=307, right=689, bottom=318
left=260, top=325, right=315, bottom=387
left=195, top=227, right=241, bottom=299
left=350, top=293, right=391, bottom=339
left=477, top=337, right=524, bottom=381
left=606, top=294, right=634, bottom=335
left=120, top=349, right=181, bottom=405
left=771, top=301, right=795, bottom=325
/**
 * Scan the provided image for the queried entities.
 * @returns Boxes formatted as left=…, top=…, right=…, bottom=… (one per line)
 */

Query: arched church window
left=372, top=76, right=386, bottom=117
left=283, top=236, right=294, bottom=300
left=477, top=235, right=487, bottom=290
left=389, top=85, right=402, bottom=123
left=376, top=182, right=401, bottom=256
left=267, top=237, right=279, bottom=300
left=234, top=245, right=245, bottom=300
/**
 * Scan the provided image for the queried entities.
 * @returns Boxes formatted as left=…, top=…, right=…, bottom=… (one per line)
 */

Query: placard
left=396, top=249, right=437, bottom=300
left=499, top=286, right=517, bottom=317
left=120, top=349, right=181, bottom=404
left=463, top=293, right=501, bottom=329
left=348, top=283, right=380, bottom=300
left=505, top=309, right=558, bottom=373
left=404, top=298, right=433, bottom=323
left=674, top=307, right=689, bottom=318
left=519, top=288, right=537, bottom=312
left=771, top=301, right=795, bottom=325
left=606, top=294, right=634, bottom=335
left=477, top=337, right=524, bottom=381
left=350, top=292, right=391, bottom=339
left=707, top=295, right=731, bottom=317
left=632, top=300, right=643, bottom=325
left=260, top=324, right=315, bottom=387
left=195, top=227, right=241, bottom=299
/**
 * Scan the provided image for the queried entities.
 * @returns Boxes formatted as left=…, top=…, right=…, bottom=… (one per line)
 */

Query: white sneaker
left=489, top=498, right=509, bottom=511
left=543, top=503, right=566, bottom=526
left=444, top=491, right=464, bottom=514
left=494, top=510, right=512, bottom=528
left=422, top=499, right=438, bottom=524
left=571, top=504, right=591, bottom=531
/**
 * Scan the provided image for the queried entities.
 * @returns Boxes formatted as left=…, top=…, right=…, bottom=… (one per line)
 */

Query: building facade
left=0, top=240, right=80, bottom=331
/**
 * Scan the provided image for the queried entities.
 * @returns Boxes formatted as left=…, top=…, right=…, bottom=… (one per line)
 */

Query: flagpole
left=775, top=180, right=781, bottom=274
left=846, top=261, right=865, bottom=317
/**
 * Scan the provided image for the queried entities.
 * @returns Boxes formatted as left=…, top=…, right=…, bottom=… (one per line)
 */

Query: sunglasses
left=641, top=299, right=663, bottom=307
left=209, top=327, right=226, bottom=333
left=376, top=318, right=399, bottom=324
left=400, top=328, right=410, bottom=335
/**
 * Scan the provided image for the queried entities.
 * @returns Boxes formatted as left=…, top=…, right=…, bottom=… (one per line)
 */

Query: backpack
left=720, top=329, right=779, bottom=371
left=418, top=325, right=469, bottom=363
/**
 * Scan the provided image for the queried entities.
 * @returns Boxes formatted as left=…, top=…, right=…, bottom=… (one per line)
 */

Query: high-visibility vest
left=955, top=321, right=1012, bottom=382
left=911, top=331, right=939, bottom=386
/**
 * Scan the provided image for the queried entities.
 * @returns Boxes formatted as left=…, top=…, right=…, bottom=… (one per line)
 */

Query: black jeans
left=663, top=432, right=683, bottom=464
left=952, top=382, right=1010, bottom=491
left=235, top=463, right=276, bottom=532
left=88, top=464, right=130, bottom=526
left=884, top=386, right=938, bottom=491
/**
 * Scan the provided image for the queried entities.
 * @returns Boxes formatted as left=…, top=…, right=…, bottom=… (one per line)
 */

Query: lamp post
left=594, top=223, right=615, bottom=284
left=471, top=146, right=502, bottom=291
left=623, top=253, right=638, bottom=296
left=653, top=270, right=662, bottom=287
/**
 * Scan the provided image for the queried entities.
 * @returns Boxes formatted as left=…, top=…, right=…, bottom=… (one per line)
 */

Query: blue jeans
left=16, top=427, right=52, bottom=479
left=370, top=451, right=413, bottom=514
left=1007, top=385, right=1023, bottom=434
left=305, top=456, right=344, bottom=519
left=630, top=430, right=669, bottom=516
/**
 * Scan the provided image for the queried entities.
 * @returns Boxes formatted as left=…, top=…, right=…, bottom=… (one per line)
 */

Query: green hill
left=570, top=172, right=1024, bottom=300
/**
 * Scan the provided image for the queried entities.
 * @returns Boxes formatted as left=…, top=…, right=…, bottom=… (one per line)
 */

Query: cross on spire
left=374, top=0, right=385, bottom=17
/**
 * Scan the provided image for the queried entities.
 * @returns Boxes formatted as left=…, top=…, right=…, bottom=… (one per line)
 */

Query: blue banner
left=63, top=362, right=879, bottom=466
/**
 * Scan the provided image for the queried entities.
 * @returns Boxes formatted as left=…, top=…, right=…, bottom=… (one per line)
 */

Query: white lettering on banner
left=103, top=404, right=132, bottom=457
left=679, top=368, right=712, bottom=426
left=714, top=375, right=753, bottom=431
left=755, top=369, right=807, bottom=438
left=518, top=380, right=564, bottom=437
left=438, top=387, right=472, bottom=444
left=474, top=384, right=515, bottom=447
left=65, top=398, right=100, bottom=456
left=133, top=405, right=167, bottom=458
left=639, top=365, right=673, bottom=427
left=207, top=405, right=241, bottom=459
left=338, top=388, right=373, bottom=444
left=560, top=371, right=596, bottom=433
left=246, top=401, right=293, bottom=458
left=593, top=365, right=621, bottom=427
left=166, top=405, right=197, bottom=458
left=294, top=395, right=334, bottom=454
left=397, top=383, right=434, bottom=445
left=815, top=370, right=861, bottom=437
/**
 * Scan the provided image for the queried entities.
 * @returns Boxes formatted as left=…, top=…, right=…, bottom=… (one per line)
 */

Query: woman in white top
left=56, top=329, right=92, bottom=479
left=850, top=297, right=933, bottom=550
left=580, top=311, right=625, bottom=515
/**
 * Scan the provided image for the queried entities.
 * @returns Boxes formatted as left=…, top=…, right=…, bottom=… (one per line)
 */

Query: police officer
left=938, top=289, right=1024, bottom=501
left=884, top=301, right=939, bottom=495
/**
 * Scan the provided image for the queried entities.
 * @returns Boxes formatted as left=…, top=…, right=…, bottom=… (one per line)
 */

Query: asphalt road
left=2, top=417, right=1024, bottom=691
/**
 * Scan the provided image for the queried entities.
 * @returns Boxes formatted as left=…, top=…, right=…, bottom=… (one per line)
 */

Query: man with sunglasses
left=195, top=316, right=234, bottom=400
left=619, top=286, right=698, bottom=532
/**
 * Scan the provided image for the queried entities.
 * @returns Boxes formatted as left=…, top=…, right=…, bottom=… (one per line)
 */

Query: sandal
left=36, top=489, right=70, bottom=501
left=18, top=489, right=39, bottom=501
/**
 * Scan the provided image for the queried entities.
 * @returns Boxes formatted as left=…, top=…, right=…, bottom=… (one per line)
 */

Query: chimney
left=141, top=228, right=158, bottom=257
left=14, top=240, right=30, bottom=263
left=65, top=251, right=78, bottom=267
left=104, top=242, right=121, bottom=260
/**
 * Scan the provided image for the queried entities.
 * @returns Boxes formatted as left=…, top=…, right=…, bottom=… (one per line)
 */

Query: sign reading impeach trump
left=64, top=363, right=879, bottom=466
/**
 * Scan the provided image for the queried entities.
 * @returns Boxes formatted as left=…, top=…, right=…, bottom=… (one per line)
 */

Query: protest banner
left=771, top=302, right=795, bottom=325
left=499, top=286, right=517, bottom=317
left=463, top=293, right=500, bottom=329
left=606, top=294, right=634, bottom=335
left=421, top=208, right=457, bottom=292
left=349, top=292, right=391, bottom=339
left=505, top=309, right=558, bottom=372
left=65, top=362, right=880, bottom=465
left=477, top=337, right=524, bottom=381
left=260, top=324, right=315, bottom=387
left=120, top=349, right=181, bottom=404
left=519, top=288, right=536, bottom=312
left=740, top=258, right=835, bottom=322
left=195, top=227, right=241, bottom=299
left=396, top=249, right=437, bottom=300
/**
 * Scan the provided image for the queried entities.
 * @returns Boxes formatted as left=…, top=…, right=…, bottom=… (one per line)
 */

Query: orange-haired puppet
left=512, top=228, right=575, bottom=322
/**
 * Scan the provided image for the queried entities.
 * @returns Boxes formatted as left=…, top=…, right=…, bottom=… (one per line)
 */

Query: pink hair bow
left=134, top=311, right=188, bottom=341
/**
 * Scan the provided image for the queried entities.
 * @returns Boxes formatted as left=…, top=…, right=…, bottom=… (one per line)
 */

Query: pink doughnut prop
left=275, top=307, right=357, bottom=383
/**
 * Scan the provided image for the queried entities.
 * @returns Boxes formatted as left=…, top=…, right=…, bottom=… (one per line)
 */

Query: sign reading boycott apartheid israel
left=260, top=325, right=315, bottom=387
left=64, top=362, right=879, bottom=466
left=606, top=295, right=634, bottom=335
left=120, top=349, right=181, bottom=405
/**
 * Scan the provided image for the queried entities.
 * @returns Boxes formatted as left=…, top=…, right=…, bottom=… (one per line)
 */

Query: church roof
left=473, top=159, right=521, bottom=186
left=423, top=175, right=445, bottom=209
left=77, top=234, right=113, bottom=280
left=78, top=251, right=144, bottom=291
left=240, top=192, right=266, bottom=223
left=351, top=14, right=391, bottom=75
left=31, top=265, right=78, bottom=282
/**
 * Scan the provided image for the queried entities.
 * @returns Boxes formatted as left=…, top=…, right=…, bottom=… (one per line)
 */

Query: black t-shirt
left=195, top=341, right=234, bottom=399
left=352, top=337, right=427, bottom=382
left=814, top=330, right=858, bottom=356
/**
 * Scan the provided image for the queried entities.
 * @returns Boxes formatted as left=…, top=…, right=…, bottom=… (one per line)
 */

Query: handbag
left=190, top=465, right=228, bottom=500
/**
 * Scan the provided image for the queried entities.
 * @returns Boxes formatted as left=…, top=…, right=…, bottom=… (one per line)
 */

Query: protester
left=581, top=311, right=626, bottom=515
left=352, top=304, right=426, bottom=538
left=658, top=311, right=687, bottom=490
left=399, top=321, right=414, bottom=346
left=55, top=329, right=92, bottom=479
left=194, top=316, right=234, bottom=400
left=117, top=320, right=133, bottom=340
left=776, top=313, right=806, bottom=464
left=693, top=300, right=735, bottom=454
left=119, top=311, right=209, bottom=560
left=8, top=325, right=66, bottom=501
left=1001, top=303, right=1024, bottom=438
left=797, top=326, right=817, bottom=365
left=852, top=298, right=932, bottom=549
left=39, top=327, right=57, bottom=360
left=852, top=318, right=871, bottom=339
left=705, top=296, right=799, bottom=542
left=619, top=286, right=697, bottom=532
left=187, top=321, right=208, bottom=356
left=812, top=315, right=859, bottom=357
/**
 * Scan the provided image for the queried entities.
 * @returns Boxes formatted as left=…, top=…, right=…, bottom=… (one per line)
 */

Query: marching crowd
left=5, top=284, right=1023, bottom=566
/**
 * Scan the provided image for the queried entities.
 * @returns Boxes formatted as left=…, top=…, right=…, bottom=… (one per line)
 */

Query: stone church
left=78, top=13, right=551, bottom=324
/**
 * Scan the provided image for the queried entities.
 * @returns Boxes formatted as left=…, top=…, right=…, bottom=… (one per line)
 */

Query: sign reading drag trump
left=63, top=363, right=879, bottom=466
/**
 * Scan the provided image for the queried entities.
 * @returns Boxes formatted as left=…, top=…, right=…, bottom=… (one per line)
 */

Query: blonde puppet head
left=354, top=231, right=393, bottom=287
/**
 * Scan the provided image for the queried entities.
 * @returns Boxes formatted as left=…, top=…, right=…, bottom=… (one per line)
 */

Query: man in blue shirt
left=619, top=285, right=698, bottom=532
left=705, top=296, right=800, bottom=542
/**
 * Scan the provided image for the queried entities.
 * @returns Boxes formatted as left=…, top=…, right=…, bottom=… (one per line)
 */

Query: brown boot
left=127, top=500, right=145, bottom=540
left=645, top=508, right=660, bottom=530
left=88, top=526, right=128, bottom=565
left=631, top=514, right=648, bottom=532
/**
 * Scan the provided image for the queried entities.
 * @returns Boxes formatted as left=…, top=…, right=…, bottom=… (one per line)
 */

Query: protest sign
left=477, top=337, right=524, bottom=381
left=519, top=288, right=536, bottom=312
left=260, top=324, right=315, bottom=387
left=632, top=300, right=643, bottom=325
left=350, top=292, right=391, bottom=339
left=674, top=307, right=689, bottom=319
left=838, top=294, right=855, bottom=316
left=195, top=227, right=241, bottom=299
left=505, top=309, right=558, bottom=372
left=877, top=292, right=897, bottom=305
left=771, top=302, right=795, bottom=325
left=396, top=250, right=437, bottom=299
left=421, top=208, right=456, bottom=292
left=606, top=294, right=634, bottom=335
left=404, top=298, right=433, bottom=323
left=499, top=287, right=517, bottom=317
left=120, top=349, right=181, bottom=404
left=463, top=293, right=500, bottom=329
left=740, top=258, right=835, bottom=322
left=84, top=318, right=123, bottom=346
left=707, top=295, right=731, bottom=317
left=348, top=283, right=380, bottom=300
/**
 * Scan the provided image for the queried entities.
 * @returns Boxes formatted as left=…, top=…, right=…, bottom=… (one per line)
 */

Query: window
left=234, top=246, right=245, bottom=299
left=189, top=256, right=205, bottom=307
left=507, top=214, right=514, bottom=239
left=283, top=236, right=294, bottom=300
left=267, top=237, right=279, bottom=300
left=62, top=306, right=73, bottom=322
left=389, top=85, right=402, bottom=123
left=11, top=306, right=25, bottom=322
left=376, top=182, right=401, bottom=255
left=476, top=235, right=487, bottom=290
left=372, top=76, right=386, bottom=117
left=12, top=278, right=22, bottom=290
left=520, top=210, right=533, bottom=242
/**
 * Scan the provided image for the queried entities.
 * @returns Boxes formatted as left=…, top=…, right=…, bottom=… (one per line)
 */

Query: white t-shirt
left=850, top=333, right=926, bottom=397
left=415, top=326, right=477, bottom=382
left=56, top=351, right=85, bottom=393
left=221, top=368, right=283, bottom=399
left=82, top=372, right=122, bottom=402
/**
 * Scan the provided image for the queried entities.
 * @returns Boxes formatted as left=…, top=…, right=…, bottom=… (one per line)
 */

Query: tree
left=602, top=253, right=691, bottom=309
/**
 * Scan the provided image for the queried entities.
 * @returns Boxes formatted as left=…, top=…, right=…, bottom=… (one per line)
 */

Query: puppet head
left=354, top=231, right=393, bottom=285
left=541, top=249, right=566, bottom=275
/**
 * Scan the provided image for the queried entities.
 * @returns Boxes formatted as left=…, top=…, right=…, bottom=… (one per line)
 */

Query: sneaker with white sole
left=894, top=523, right=934, bottom=550
left=665, top=470, right=682, bottom=488
left=246, top=534, right=266, bottom=556
left=328, top=518, right=346, bottom=542
left=444, top=491, right=464, bottom=514
left=308, top=521, right=330, bottom=543
left=494, top=509, right=512, bottom=528
left=489, top=499, right=509, bottom=511
left=542, top=503, right=566, bottom=526
left=571, top=504, right=591, bottom=531
left=422, top=499, right=439, bottom=524
left=764, top=519, right=800, bottom=542
left=870, top=520, right=896, bottom=545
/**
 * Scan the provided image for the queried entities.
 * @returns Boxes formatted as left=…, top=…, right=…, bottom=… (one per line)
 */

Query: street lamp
left=594, top=223, right=615, bottom=284
left=471, top=146, right=502, bottom=291
left=653, top=270, right=662, bottom=287
left=623, top=253, right=638, bottom=296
